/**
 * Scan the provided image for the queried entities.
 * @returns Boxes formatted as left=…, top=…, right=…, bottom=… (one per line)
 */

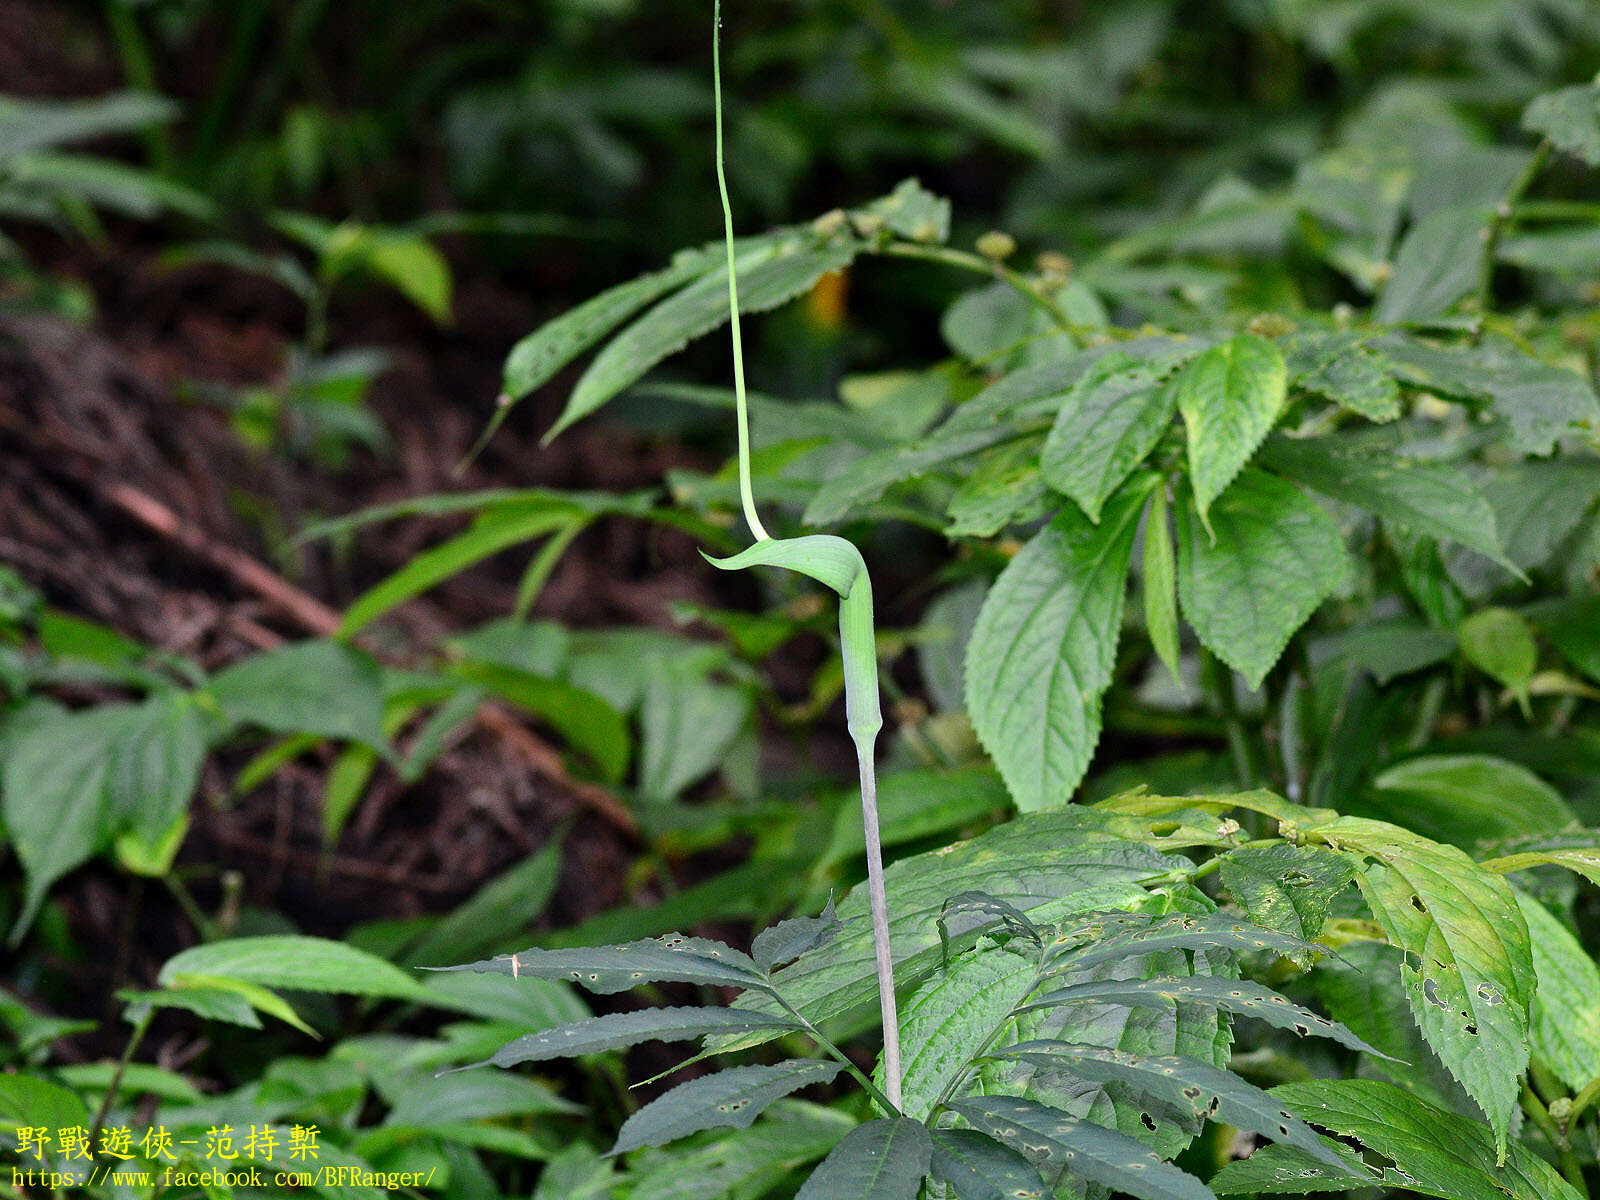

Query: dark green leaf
left=209, top=640, right=385, bottom=749
left=1365, top=754, right=1572, bottom=849
left=610, top=1060, right=844, bottom=1155
left=431, top=932, right=770, bottom=995
left=1176, top=333, right=1287, bottom=524
left=1219, top=843, right=1355, bottom=952
left=1286, top=331, right=1400, bottom=421
left=464, top=1007, right=801, bottom=1070
left=1042, top=911, right=1322, bottom=978
left=1517, top=895, right=1600, bottom=1092
left=1457, top=609, right=1537, bottom=703
left=1143, top=484, right=1182, bottom=687
left=794, top=1118, right=931, bottom=1200
left=1374, top=206, right=1486, bottom=324
left=927, top=1129, right=1047, bottom=1200
left=752, top=896, right=843, bottom=973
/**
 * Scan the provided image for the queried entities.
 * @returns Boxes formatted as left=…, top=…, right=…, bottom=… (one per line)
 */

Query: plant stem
left=1473, top=140, right=1551, bottom=341
left=855, top=736, right=903, bottom=1110
left=1523, top=1081, right=1590, bottom=1196
left=712, top=0, right=769, bottom=544
left=876, top=241, right=1089, bottom=344
left=773, top=990, right=900, bottom=1115
left=89, top=1009, right=152, bottom=1153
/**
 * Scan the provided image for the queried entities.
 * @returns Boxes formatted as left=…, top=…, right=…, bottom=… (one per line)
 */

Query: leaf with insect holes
left=1257, top=434, right=1513, bottom=570
left=965, top=473, right=1155, bottom=810
left=1312, top=817, right=1532, bottom=1161
left=1040, top=910, right=1324, bottom=978
left=752, top=896, right=844, bottom=972
left=927, top=1129, right=1047, bottom=1200
left=1524, top=83, right=1600, bottom=166
left=886, top=947, right=1038, bottom=1121
left=459, top=1007, right=802, bottom=1071
left=1220, top=843, right=1355, bottom=952
left=553, top=233, right=861, bottom=442
left=430, top=932, right=771, bottom=994
left=610, top=1060, right=843, bottom=1155
left=1175, top=333, right=1286, bottom=524
left=794, top=1118, right=931, bottom=1200
left=1516, top=894, right=1600, bottom=1093
left=1021, top=976, right=1385, bottom=1056
left=947, top=1095, right=1214, bottom=1200
left=991, top=1042, right=1348, bottom=1171
left=1041, top=351, right=1182, bottom=522
left=1176, top=471, right=1347, bottom=689
left=1211, top=1078, right=1583, bottom=1200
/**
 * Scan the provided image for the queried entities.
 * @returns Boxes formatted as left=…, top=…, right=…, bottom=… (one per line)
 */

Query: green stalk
left=711, top=0, right=902, bottom=1109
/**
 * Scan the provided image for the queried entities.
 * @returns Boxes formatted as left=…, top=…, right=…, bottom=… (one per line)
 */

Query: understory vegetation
left=4, top=2, right=1600, bottom=1198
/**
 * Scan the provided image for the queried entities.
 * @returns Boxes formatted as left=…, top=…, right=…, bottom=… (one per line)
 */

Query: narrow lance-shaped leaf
left=1175, top=333, right=1287, bottom=525
left=610, top=1060, right=843, bottom=1155
left=1373, top=205, right=1487, bottom=324
left=1041, top=909, right=1325, bottom=979
left=927, top=1129, right=1047, bottom=1200
left=1309, top=817, right=1533, bottom=1161
left=427, top=932, right=772, bottom=995
left=794, top=1118, right=932, bottom=1200
left=752, top=895, right=844, bottom=973
left=1514, top=895, right=1600, bottom=1093
left=947, top=1095, right=1215, bottom=1200
left=991, top=1042, right=1348, bottom=1171
left=456, top=1007, right=803, bottom=1072
left=1143, top=483, right=1182, bottom=687
left=1021, top=976, right=1388, bottom=1056
left=965, top=474, right=1155, bottom=811
left=1176, top=471, right=1347, bottom=689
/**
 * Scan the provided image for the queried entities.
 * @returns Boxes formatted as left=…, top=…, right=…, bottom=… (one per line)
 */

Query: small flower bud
left=976, top=230, right=1017, bottom=261
left=811, top=208, right=848, bottom=239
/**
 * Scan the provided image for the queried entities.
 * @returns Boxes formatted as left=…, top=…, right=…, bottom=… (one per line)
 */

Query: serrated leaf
left=1143, top=484, right=1182, bottom=688
left=610, top=1060, right=843, bottom=1155
left=1041, top=353, right=1180, bottom=522
left=927, top=1129, right=1047, bottom=1200
left=1176, top=471, right=1346, bottom=689
left=1515, top=894, right=1600, bottom=1092
left=1021, top=976, right=1384, bottom=1055
left=1219, top=843, right=1355, bottom=951
left=1212, top=1078, right=1582, bottom=1200
left=1041, top=911, right=1323, bottom=978
left=1523, top=83, right=1600, bottom=166
left=430, top=932, right=770, bottom=995
left=889, top=949, right=1038, bottom=1121
left=721, top=812, right=1178, bottom=1050
left=753, top=896, right=843, bottom=972
left=1286, top=331, right=1400, bottom=421
left=1366, top=755, right=1572, bottom=850
left=158, top=935, right=430, bottom=1001
left=965, top=476, right=1154, bottom=810
left=1374, top=205, right=1486, bottom=324
left=946, top=440, right=1051, bottom=538
left=554, top=234, right=860, bottom=440
left=625, top=1102, right=851, bottom=1200
left=947, top=1095, right=1214, bottom=1200
left=1311, top=817, right=1533, bottom=1159
left=1258, top=434, right=1513, bottom=568
left=991, top=1042, right=1347, bottom=1170
left=1176, top=333, right=1287, bottom=523
left=462, top=1007, right=801, bottom=1070
left=794, top=1118, right=931, bottom=1200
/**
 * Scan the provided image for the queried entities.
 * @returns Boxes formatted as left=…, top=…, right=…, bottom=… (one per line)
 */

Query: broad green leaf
left=947, top=1095, right=1214, bottom=1200
left=1143, top=484, right=1182, bottom=688
left=1022, top=976, right=1383, bottom=1055
left=818, top=765, right=1010, bottom=872
left=117, top=985, right=262, bottom=1029
left=0, top=1074, right=90, bottom=1146
left=159, top=935, right=431, bottom=1002
left=1374, top=205, right=1486, bottom=324
left=945, top=440, right=1051, bottom=538
left=639, top=657, right=751, bottom=800
left=993, top=1042, right=1347, bottom=1170
left=338, top=502, right=583, bottom=637
left=1219, top=843, right=1355, bottom=953
left=1481, top=847, right=1600, bottom=886
left=888, top=948, right=1038, bottom=1121
left=1311, top=817, right=1533, bottom=1158
left=1041, top=353, right=1180, bottom=522
left=1175, top=333, right=1287, bottom=524
left=805, top=425, right=1018, bottom=526
left=942, top=281, right=1036, bottom=363
left=1481, top=461, right=1600, bottom=572
left=1211, top=1078, right=1582, bottom=1200
left=794, top=1118, right=931, bottom=1200
left=451, top=661, right=629, bottom=783
left=1286, top=331, right=1399, bottom=421
left=556, top=234, right=860, bottom=439
left=1523, top=83, right=1600, bottom=166
left=723, top=811, right=1177, bottom=1048
left=965, top=475, right=1154, bottom=810
left=433, top=932, right=770, bottom=994
left=1457, top=609, right=1537, bottom=705
left=533, top=1144, right=615, bottom=1200
left=1516, top=895, right=1600, bottom=1092
left=611, top=1060, right=843, bottom=1155
left=1366, top=755, right=1572, bottom=849
left=160, top=972, right=316, bottom=1036
left=927, top=1129, right=1047, bottom=1200
left=209, top=640, right=385, bottom=748
left=1176, top=471, right=1346, bottom=688
left=384, top=1062, right=581, bottom=1125
left=752, top=896, right=843, bottom=973
left=464, top=1007, right=801, bottom=1070
left=1258, top=434, right=1512, bottom=568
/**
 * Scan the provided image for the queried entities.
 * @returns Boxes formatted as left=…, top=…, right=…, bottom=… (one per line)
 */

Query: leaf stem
left=1523, top=1080, right=1589, bottom=1196
left=876, top=240, right=1091, bottom=345
left=712, top=0, right=769, bottom=544
left=89, top=1009, right=152, bottom=1154
left=771, top=989, right=900, bottom=1115
left=1473, top=140, right=1551, bottom=341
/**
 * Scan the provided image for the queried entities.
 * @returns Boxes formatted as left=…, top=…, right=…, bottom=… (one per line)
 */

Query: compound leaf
left=794, top=1118, right=931, bottom=1200
left=610, top=1060, right=844, bottom=1155
left=1041, top=353, right=1180, bottom=522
